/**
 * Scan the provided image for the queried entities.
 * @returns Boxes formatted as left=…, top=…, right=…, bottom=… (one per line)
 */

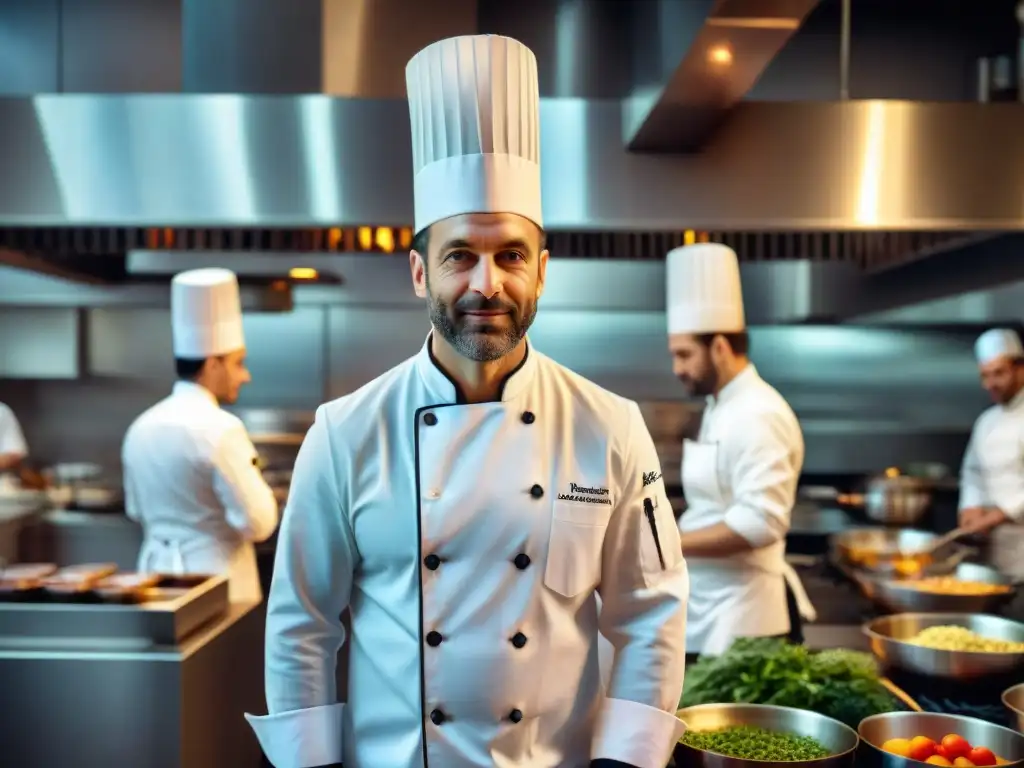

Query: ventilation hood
left=1, top=95, right=1024, bottom=232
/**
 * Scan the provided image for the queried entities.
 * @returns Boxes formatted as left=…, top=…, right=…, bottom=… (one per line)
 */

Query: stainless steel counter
left=18, top=507, right=143, bottom=569
left=0, top=497, right=49, bottom=564
left=0, top=599, right=267, bottom=768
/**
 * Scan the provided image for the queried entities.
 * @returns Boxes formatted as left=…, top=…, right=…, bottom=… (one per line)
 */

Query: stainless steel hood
left=624, top=0, right=823, bottom=152
left=1, top=95, right=1024, bottom=231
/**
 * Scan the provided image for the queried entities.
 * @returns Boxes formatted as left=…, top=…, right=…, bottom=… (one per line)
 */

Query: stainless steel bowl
left=1004, top=683, right=1024, bottom=733
left=864, top=612, right=1024, bottom=680
left=859, top=711, right=1024, bottom=767
left=861, top=562, right=1018, bottom=615
left=674, top=703, right=859, bottom=767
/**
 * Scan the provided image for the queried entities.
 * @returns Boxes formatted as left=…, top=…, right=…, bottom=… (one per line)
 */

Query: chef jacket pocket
left=544, top=502, right=613, bottom=598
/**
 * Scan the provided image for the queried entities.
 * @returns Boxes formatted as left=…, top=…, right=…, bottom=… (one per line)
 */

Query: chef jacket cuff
left=245, top=703, right=344, bottom=768
left=724, top=505, right=783, bottom=549
left=591, top=697, right=686, bottom=768
left=958, top=489, right=986, bottom=510
left=1004, top=503, right=1024, bottom=523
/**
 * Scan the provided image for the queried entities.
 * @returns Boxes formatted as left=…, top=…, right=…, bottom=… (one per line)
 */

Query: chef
left=122, top=268, right=278, bottom=604
left=958, top=328, right=1024, bottom=578
left=666, top=243, right=814, bottom=658
left=0, top=401, right=28, bottom=473
left=246, top=34, right=689, bottom=768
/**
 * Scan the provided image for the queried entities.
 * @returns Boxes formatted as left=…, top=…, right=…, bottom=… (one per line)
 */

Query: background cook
left=958, top=327, right=1024, bottom=579
left=122, top=268, right=278, bottom=604
left=667, top=243, right=814, bottom=658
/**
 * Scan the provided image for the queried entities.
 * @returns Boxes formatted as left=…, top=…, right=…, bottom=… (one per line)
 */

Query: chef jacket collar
left=415, top=331, right=536, bottom=404
left=705, top=362, right=759, bottom=410
left=172, top=380, right=218, bottom=407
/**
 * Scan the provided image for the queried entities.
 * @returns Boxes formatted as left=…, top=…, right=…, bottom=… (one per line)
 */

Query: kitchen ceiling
left=0, top=0, right=1021, bottom=290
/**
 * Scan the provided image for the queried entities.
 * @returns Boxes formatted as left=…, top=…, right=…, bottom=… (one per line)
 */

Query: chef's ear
left=535, top=248, right=549, bottom=299
left=410, top=248, right=428, bottom=298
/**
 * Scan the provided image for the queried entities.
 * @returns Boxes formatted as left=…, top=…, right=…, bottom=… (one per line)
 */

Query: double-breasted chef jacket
left=960, top=387, right=1024, bottom=578
left=678, top=364, right=807, bottom=656
left=246, top=334, right=690, bottom=768
left=123, top=381, right=279, bottom=604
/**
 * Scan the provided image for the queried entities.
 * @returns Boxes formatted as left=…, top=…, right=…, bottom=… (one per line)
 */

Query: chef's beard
left=427, top=288, right=537, bottom=362
left=679, top=364, right=719, bottom=398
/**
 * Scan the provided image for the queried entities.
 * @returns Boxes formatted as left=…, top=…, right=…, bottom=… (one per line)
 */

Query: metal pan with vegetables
left=675, top=703, right=859, bottom=767
left=831, top=528, right=974, bottom=579
left=859, top=563, right=1019, bottom=616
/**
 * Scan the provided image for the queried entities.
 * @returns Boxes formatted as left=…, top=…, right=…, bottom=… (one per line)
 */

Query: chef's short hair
left=175, top=357, right=207, bottom=380
left=696, top=331, right=750, bottom=357
left=410, top=222, right=547, bottom=261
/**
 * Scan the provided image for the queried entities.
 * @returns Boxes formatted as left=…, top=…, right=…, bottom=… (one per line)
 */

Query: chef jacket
left=0, top=402, right=28, bottom=459
left=246, top=335, right=689, bottom=768
left=678, top=364, right=806, bottom=655
left=960, top=388, right=1024, bottom=521
left=122, top=381, right=278, bottom=603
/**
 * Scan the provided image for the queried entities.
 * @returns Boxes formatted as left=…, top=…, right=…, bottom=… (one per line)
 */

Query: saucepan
left=802, top=469, right=934, bottom=527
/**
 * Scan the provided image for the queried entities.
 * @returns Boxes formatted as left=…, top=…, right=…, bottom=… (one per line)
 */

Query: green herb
left=680, top=638, right=902, bottom=730
left=681, top=725, right=831, bottom=761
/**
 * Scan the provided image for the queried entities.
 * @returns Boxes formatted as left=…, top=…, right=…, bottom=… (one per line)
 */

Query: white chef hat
left=405, top=35, right=542, bottom=235
left=975, top=328, right=1024, bottom=365
left=665, top=243, right=746, bottom=335
left=171, top=268, right=245, bottom=359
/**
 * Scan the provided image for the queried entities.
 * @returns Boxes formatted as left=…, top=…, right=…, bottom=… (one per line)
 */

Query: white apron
left=680, top=439, right=814, bottom=656
left=138, top=533, right=261, bottom=604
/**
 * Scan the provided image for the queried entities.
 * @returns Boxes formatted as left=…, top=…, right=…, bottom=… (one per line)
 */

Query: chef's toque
left=975, top=328, right=1024, bottom=364
left=405, top=35, right=542, bottom=234
left=666, top=243, right=746, bottom=335
left=171, top=268, right=246, bottom=359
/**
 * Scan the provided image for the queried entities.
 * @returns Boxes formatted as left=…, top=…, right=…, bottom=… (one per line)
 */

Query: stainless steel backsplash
left=0, top=312, right=986, bottom=479
left=0, top=258, right=990, bottom=478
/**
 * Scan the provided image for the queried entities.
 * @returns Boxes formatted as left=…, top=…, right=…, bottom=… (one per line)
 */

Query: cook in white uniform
left=666, top=244, right=814, bottom=657
left=958, top=328, right=1024, bottom=579
left=246, top=34, right=689, bottom=768
left=0, top=402, right=28, bottom=473
left=122, top=268, right=278, bottom=604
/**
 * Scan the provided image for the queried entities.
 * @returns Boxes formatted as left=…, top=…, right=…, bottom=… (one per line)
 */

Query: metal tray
left=0, top=573, right=228, bottom=645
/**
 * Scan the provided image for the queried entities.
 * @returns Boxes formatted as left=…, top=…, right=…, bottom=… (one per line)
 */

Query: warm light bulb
left=375, top=227, right=395, bottom=253
left=289, top=267, right=318, bottom=280
left=357, top=227, right=373, bottom=250
left=708, top=45, right=733, bottom=65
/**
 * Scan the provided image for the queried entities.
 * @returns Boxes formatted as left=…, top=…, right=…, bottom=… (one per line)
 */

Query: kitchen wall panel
left=87, top=306, right=325, bottom=408
left=0, top=307, right=78, bottom=378
left=327, top=306, right=430, bottom=397
left=0, top=0, right=59, bottom=94
left=62, top=0, right=183, bottom=93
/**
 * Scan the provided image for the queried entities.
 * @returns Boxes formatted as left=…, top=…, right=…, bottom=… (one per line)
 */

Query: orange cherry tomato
left=968, top=746, right=997, bottom=767
left=942, top=735, right=973, bottom=759
left=953, top=758, right=977, bottom=767
left=927, top=756, right=953, bottom=767
left=910, top=736, right=938, bottom=762
left=882, top=738, right=913, bottom=757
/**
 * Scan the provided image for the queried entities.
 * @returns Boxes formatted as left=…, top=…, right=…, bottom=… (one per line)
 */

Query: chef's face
left=979, top=355, right=1024, bottom=404
left=204, top=348, right=251, bottom=405
left=669, top=334, right=719, bottom=397
left=410, top=213, right=548, bottom=362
